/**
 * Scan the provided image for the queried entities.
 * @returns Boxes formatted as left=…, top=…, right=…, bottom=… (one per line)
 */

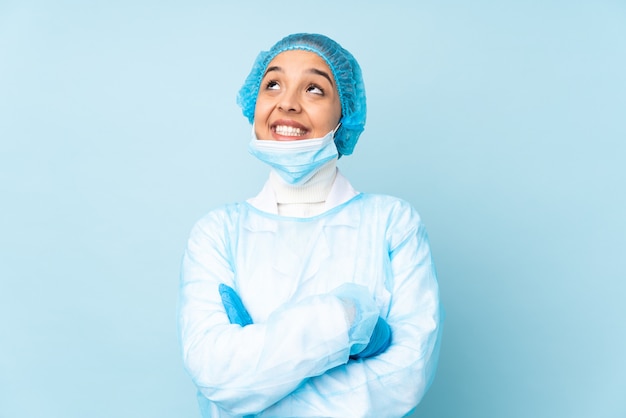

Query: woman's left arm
left=260, top=210, right=443, bottom=417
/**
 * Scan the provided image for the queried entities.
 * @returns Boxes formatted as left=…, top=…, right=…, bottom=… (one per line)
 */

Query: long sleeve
left=258, top=206, right=443, bottom=417
left=179, top=196, right=442, bottom=417
left=178, top=207, right=372, bottom=415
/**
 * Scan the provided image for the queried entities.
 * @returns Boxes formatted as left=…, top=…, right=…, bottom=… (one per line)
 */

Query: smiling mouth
left=273, top=125, right=308, bottom=137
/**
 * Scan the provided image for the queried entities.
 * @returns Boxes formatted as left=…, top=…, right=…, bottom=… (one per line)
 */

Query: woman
left=179, top=33, right=442, bottom=417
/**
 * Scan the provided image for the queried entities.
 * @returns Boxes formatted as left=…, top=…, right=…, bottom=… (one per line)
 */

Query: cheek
left=253, top=101, right=270, bottom=138
left=326, top=96, right=342, bottom=124
left=333, top=103, right=342, bottom=124
left=333, top=108, right=341, bottom=128
left=326, top=101, right=342, bottom=128
left=253, top=97, right=272, bottom=123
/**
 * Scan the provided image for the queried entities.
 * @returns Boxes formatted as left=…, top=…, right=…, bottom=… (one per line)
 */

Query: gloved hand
left=331, top=283, right=391, bottom=359
left=219, top=283, right=253, bottom=327
left=350, top=316, right=392, bottom=359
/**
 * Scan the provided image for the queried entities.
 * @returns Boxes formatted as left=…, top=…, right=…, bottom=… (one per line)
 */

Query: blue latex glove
left=219, top=284, right=253, bottom=327
left=350, top=316, right=392, bottom=360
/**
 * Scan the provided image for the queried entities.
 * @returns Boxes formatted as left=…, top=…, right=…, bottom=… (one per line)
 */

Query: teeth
left=274, top=125, right=306, bottom=136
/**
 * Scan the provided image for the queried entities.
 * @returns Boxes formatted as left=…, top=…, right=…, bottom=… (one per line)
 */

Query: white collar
left=270, top=159, right=337, bottom=204
left=246, top=169, right=359, bottom=215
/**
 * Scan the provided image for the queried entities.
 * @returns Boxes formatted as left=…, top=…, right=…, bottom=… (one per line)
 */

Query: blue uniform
left=179, top=175, right=442, bottom=417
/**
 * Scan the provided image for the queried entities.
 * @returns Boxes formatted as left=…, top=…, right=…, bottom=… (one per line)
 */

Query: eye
left=307, top=84, right=324, bottom=95
left=265, top=80, right=280, bottom=90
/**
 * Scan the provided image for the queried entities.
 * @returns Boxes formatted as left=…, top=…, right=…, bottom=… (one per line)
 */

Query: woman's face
left=254, top=50, right=342, bottom=141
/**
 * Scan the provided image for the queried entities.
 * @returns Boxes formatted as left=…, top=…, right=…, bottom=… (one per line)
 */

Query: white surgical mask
left=248, top=126, right=339, bottom=185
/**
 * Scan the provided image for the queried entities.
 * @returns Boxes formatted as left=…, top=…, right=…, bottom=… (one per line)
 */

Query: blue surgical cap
left=237, top=33, right=367, bottom=156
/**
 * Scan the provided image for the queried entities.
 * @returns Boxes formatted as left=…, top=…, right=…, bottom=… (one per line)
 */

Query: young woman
left=179, top=33, right=442, bottom=417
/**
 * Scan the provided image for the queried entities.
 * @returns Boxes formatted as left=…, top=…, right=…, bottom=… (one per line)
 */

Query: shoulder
left=357, top=193, right=423, bottom=224
left=357, top=193, right=426, bottom=248
left=188, top=202, right=246, bottom=239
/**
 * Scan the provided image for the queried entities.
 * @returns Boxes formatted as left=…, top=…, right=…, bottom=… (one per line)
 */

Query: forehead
left=265, top=50, right=335, bottom=81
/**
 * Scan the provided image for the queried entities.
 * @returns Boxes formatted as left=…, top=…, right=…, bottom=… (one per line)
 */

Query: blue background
left=1, top=1, right=625, bottom=417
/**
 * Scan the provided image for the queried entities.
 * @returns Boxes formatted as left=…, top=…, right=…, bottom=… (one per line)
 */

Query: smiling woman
left=254, top=50, right=342, bottom=141
left=178, top=33, right=443, bottom=417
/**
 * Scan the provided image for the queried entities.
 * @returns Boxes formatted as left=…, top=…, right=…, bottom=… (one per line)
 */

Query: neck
left=270, top=158, right=337, bottom=204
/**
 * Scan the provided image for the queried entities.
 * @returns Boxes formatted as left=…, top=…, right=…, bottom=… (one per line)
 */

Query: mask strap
left=332, top=123, right=343, bottom=158
left=333, top=123, right=342, bottom=137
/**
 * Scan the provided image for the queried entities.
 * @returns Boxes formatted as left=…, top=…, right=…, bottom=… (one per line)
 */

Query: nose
left=277, top=89, right=301, bottom=113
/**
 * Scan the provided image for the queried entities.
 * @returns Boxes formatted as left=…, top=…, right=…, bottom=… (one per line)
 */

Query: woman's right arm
left=178, top=210, right=369, bottom=415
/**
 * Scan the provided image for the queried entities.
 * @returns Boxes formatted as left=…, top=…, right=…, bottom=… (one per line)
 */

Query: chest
left=233, top=220, right=392, bottom=321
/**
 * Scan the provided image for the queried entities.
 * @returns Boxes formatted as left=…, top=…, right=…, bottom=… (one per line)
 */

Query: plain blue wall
left=1, top=1, right=625, bottom=417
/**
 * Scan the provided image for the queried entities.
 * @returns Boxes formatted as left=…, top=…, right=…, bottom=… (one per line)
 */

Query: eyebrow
left=263, top=66, right=334, bottom=86
left=309, top=68, right=334, bottom=86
